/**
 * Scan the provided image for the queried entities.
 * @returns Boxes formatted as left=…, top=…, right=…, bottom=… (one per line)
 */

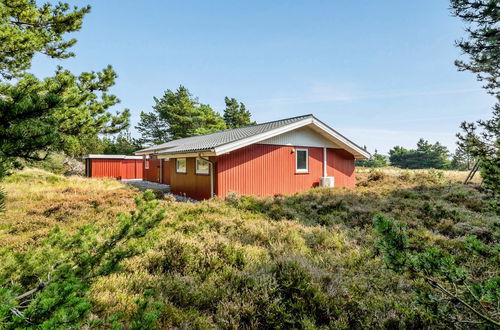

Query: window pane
left=176, top=158, right=186, bottom=172
left=296, top=150, right=307, bottom=170
left=196, top=159, right=209, bottom=174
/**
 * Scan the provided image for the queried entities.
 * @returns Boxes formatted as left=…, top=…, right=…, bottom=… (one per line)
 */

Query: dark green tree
left=101, top=131, right=143, bottom=155
left=389, top=139, right=450, bottom=169
left=450, top=145, right=475, bottom=170
left=145, top=86, right=226, bottom=141
left=9, top=66, right=130, bottom=156
left=223, top=97, right=255, bottom=128
left=0, top=0, right=92, bottom=211
left=451, top=0, right=499, bottom=193
left=0, top=0, right=90, bottom=79
left=356, top=149, right=389, bottom=168
left=135, top=111, right=170, bottom=145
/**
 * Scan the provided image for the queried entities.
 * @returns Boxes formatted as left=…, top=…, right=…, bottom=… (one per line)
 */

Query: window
left=144, top=157, right=149, bottom=169
left=176, top=158, right=186, bottom=173
left=296, top=149, right=308, bottom=173
left=196, top=158, right=210, bottom=174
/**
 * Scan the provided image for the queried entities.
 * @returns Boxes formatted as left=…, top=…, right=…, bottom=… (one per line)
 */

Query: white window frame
left=195, top=158, right=210, bottom=175
left=144, top=157, right=149, bottom=170
left=176, top=158, right=187, bottom=173
left=295, top=148, right=309, bottom=173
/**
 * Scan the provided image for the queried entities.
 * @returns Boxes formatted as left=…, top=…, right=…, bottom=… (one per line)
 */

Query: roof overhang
left=213, top=117, right=370, bottom=159
left=83, top=154, right=143, bottom=160
left=156, top=151, right=216, bottom=159
left=136, top=116, right=370, bottom=160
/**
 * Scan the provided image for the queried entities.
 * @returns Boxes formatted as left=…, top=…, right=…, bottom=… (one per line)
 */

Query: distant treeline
left=356, top=139, right=474, bottom=171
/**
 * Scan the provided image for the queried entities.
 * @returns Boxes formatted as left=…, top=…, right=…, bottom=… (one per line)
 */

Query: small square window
left=296, top=149, right=308, bottom=173
left=196, top=158, right=209, bottom=174
left=176, top=158, right=186, bottom=173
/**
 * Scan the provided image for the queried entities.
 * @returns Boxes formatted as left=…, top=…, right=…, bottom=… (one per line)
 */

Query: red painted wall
left=144, top=157, right=161, bottom=183
left=216, top=144, right=356, bottom=199
left=89, top=159, right=143, bottom=179
left=327, top=149, right=355, bottom=187
left=216, top=144, right=323, bottom=198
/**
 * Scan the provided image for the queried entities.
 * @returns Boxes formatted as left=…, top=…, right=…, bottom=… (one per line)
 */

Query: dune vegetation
left=0, top=168, right=498, bottom=328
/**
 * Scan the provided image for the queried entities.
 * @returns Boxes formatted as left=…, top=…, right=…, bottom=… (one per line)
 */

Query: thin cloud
left=249, top=86, right=483, bottom=107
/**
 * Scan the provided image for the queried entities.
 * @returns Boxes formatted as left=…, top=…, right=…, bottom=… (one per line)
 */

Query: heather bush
left=0, top=168, right=498, bottom=328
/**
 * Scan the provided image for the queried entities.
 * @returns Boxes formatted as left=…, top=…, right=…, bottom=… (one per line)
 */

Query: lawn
left=0, top=167, right=498, bottom=328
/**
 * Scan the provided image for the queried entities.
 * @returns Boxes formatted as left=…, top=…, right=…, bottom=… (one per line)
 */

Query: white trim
left=143, top=156, right=149, bottom=170
left=210, top=163, right=214, bottom=197
left=214, top=118, right=313, bottom=156
left=295, top=148, right=309, bottom=173
left=176, top=158, right=187, bottom=173
left=195, top=158, right=210, bottom=175
left=157, top=151, right=216, bottom=159
left=311, top=119, right=370, bottom=159
left=84, top=154, right=143, bottom=160
left=323, top=147, right=327, bottom=177
left=212, top=117, right=370, bottom=159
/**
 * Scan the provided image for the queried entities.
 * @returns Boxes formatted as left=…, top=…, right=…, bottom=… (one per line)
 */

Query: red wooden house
left=134, top=114, right=369, bottom=200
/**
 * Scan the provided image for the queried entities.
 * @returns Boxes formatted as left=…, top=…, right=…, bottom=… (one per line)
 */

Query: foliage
left=374, top=214, right=499, bottom=327
left=0, top=87, right=61, bottom=178
left=137, top=89, right=256, bottom=145
left=450, top=144, right=475, bottom=170
left=101, top=131, right=143, bottom=155
left=223, top=96, right=255, bottom=129
left=11, top=66, right=131, bottom=157
left=389, top=139, right=450, bottom=169
left=135, top=111, right=170, bottom=146
left=451, top=0, right=500, bottom=194
left=0, top=168, right=497, bottom=327
left=355, top=149, right=389, bottom=168
left=0, top=190, right=166, bottom=328
left=0, top=0, right=90, bottom=79
left=149, top=85, right=227, bottom=140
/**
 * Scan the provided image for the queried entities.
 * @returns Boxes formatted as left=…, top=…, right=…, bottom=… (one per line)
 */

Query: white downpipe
left=210, top=163, right=214, bottom=197
left=199, top=153, right=215, bottom=198
left=323, top=147, right=327, bottom=177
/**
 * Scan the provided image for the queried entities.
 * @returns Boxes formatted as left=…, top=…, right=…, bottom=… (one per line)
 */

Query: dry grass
left=0, top=168, right=137, bottom=250
left=356, top=166, right=481, bottom=184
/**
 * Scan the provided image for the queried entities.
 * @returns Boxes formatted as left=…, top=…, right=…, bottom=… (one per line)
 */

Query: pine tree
left=451, top=0, right=499, bottom=193
left=142, top=86, right=227, bottom=141
left=135, top=111, right=170, bottom=146
left=223, top=97, right=255, bottom=128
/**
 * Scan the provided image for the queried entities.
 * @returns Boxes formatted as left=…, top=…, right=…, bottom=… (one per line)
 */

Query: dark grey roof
left=136, top=114, right=313, bottom=154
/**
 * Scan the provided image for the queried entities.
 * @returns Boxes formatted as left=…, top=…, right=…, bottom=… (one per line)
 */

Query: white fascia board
left=135, top=147, right=174, bottom=156
left=213, top=117, right=370, bottom=159
left=214, top=118, right=313, bottom=155
left=156, top=151, right=216, bottom=159
left=84, top=154, right=143, bottom=160
left=311, top=119, right=370, bottom=159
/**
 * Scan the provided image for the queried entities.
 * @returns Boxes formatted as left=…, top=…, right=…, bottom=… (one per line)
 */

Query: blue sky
left=31, top=0, right=495, bottom=154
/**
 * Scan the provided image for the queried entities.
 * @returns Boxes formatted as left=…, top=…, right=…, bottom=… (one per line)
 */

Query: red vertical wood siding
left=89, top=159, right=143, bottom=179
left=144, top=157, right=161, bottom=182
left=215, top=144, right=356, bottom=199
left=170, top=157, right=212, bottom=200
left=161, top=160, right=171, bottom=185
left=327, top=149, right=355, bottom=187
left=216, top=144, right=324, bottom=198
